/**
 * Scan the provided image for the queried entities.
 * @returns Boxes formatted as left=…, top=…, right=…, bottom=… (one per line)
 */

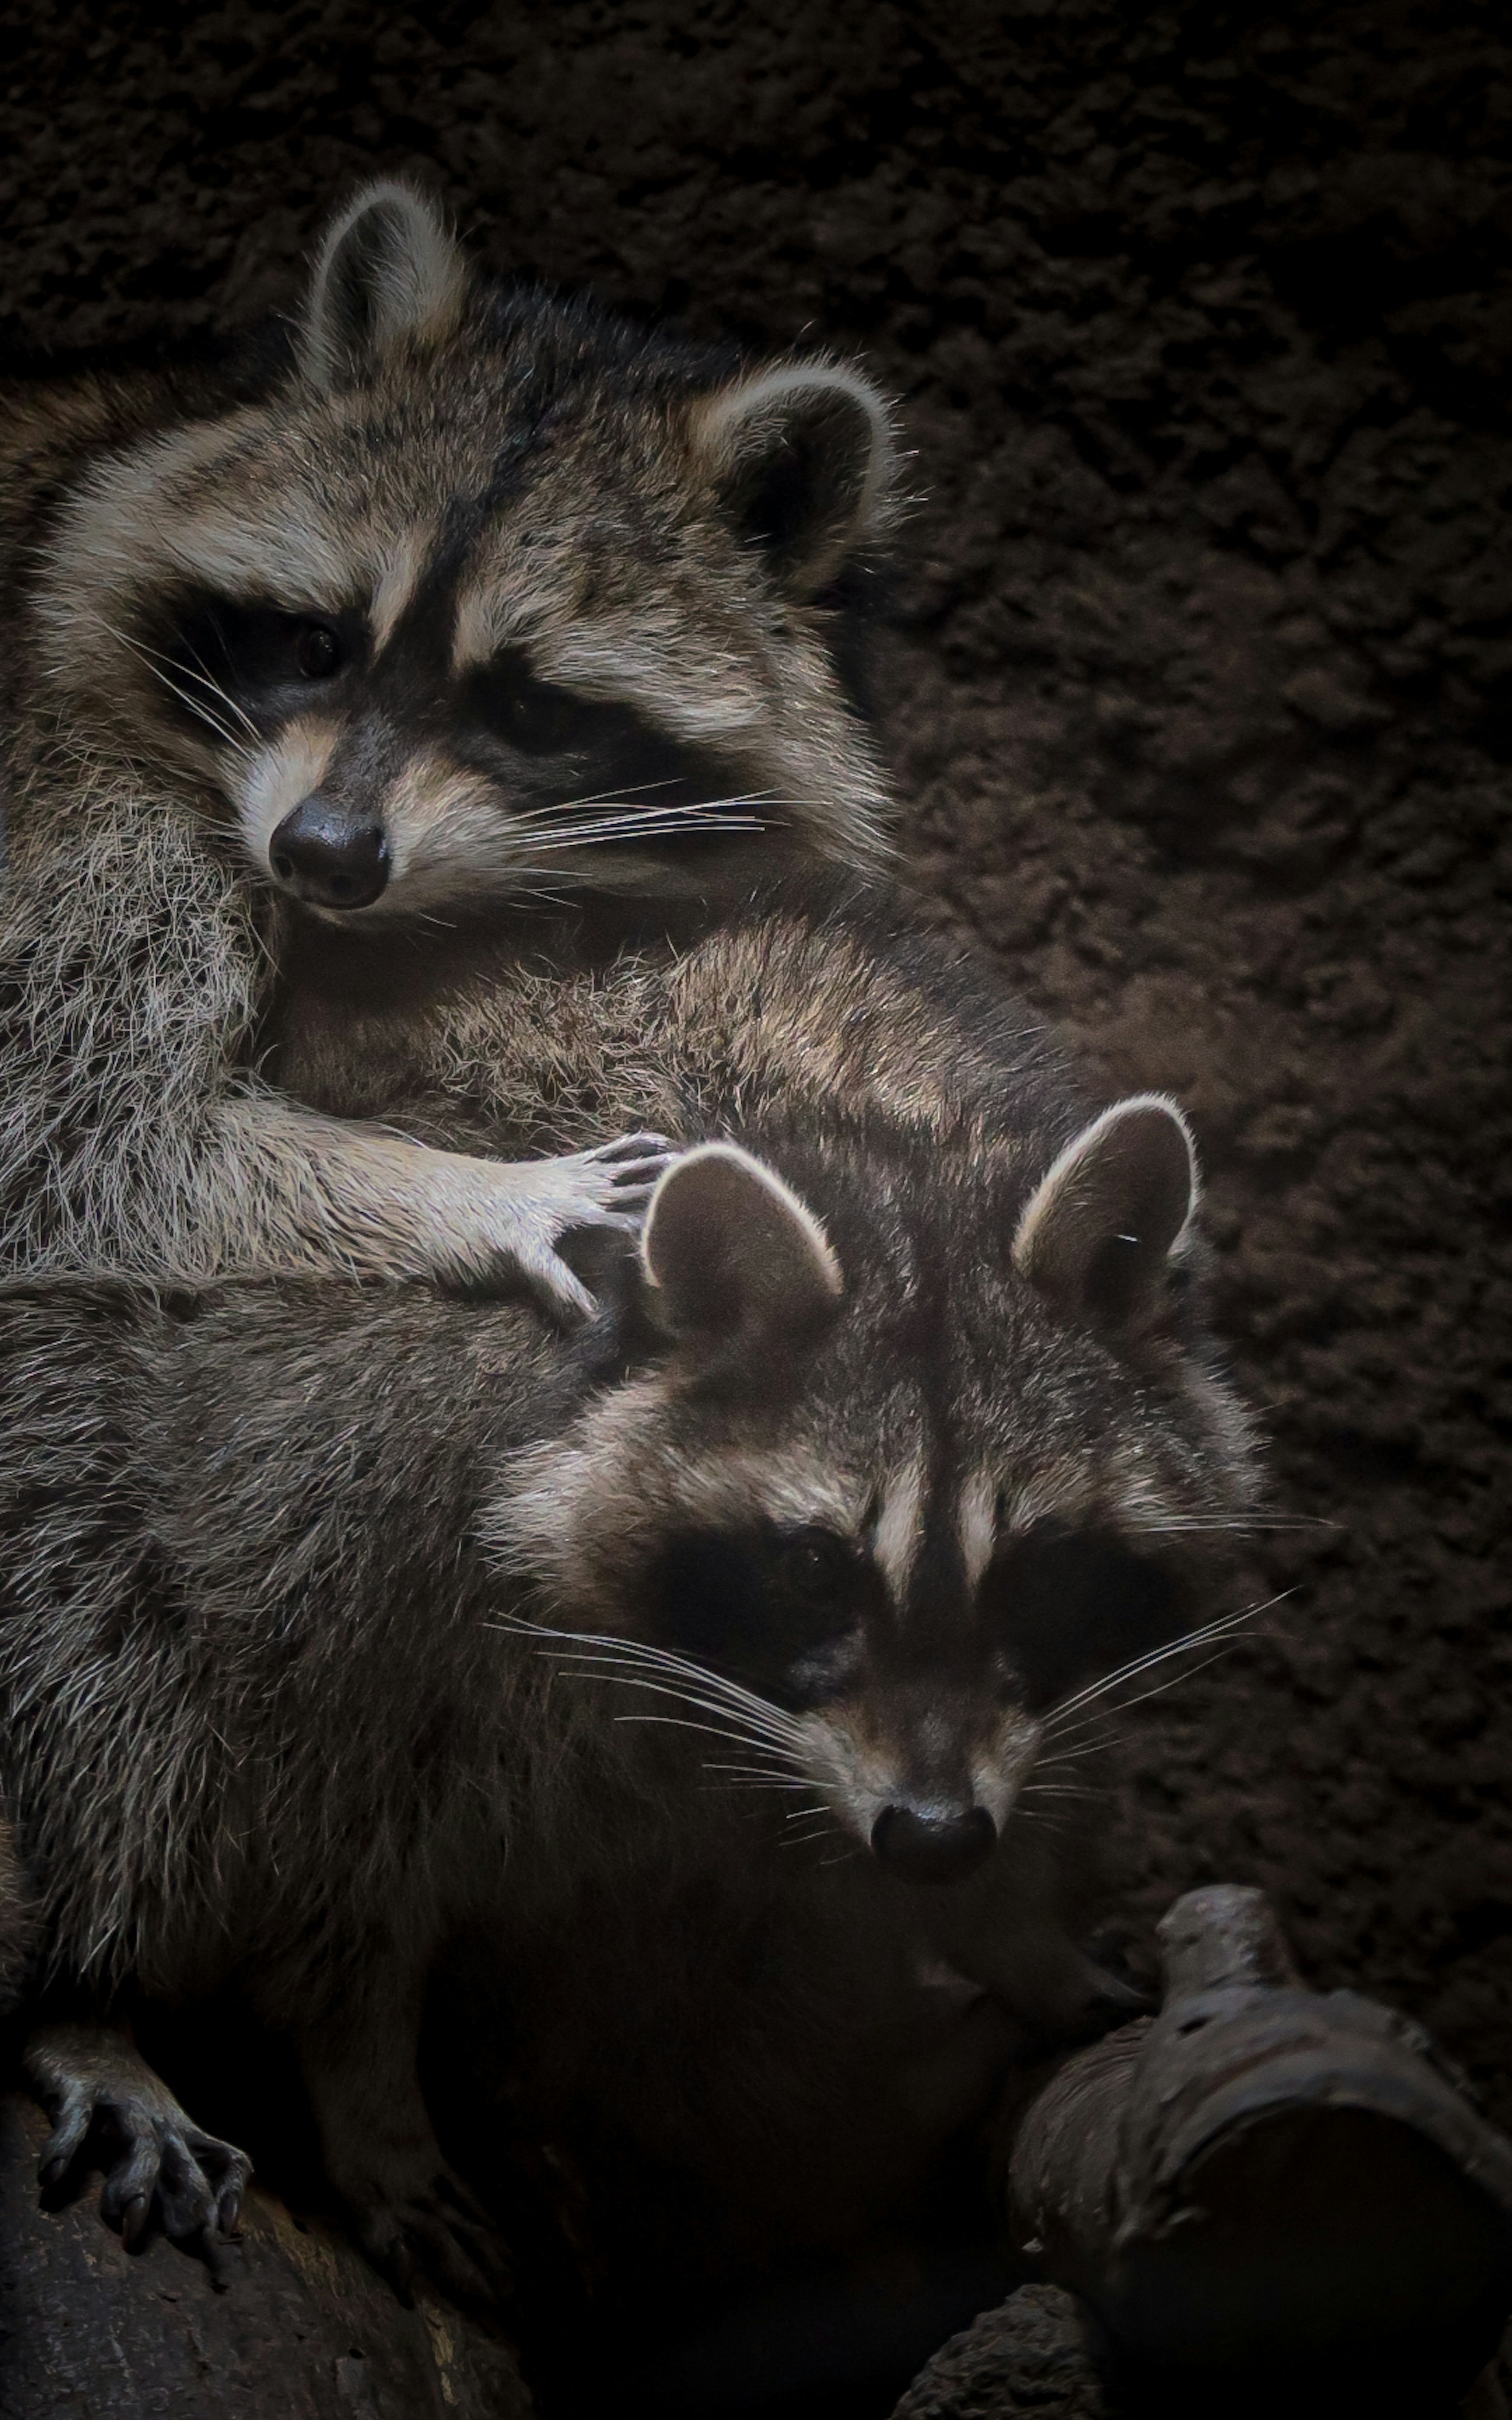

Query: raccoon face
left=493, top=1105, right=1258, bottom=1891
left=39, top=183, right=897, bottom=918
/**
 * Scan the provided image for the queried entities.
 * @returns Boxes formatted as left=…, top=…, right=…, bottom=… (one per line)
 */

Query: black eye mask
left=649, top=1523, right=876, bottom=1710
left=160, top=598, right=361, bottom=736
left=979, top=1523, right=1185, bottom=1715
left=163, top=596, right=591, bottom=753
left=161, top=595, right=752, bottom=857
left=456, top=650, right=749, bottom=833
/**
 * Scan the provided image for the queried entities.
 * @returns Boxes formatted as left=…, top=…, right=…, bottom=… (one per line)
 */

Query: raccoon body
left=0, top=181, right=896, bottom=1314
left=0, top=898, right=1258, bottom=2302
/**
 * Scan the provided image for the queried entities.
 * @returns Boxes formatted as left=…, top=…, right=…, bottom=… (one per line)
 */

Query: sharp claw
left=539, top=1264, right=595, bottom=1321
left=218, top=2184, right=244, bottom=2237
left=196, top=2222, right=233, bottom=2288
left=594, top=1131, right=675, bottom=1161
left=120, top=2191, right=151, bottom=2251
left=39, top=2101, right=92, bottom=2184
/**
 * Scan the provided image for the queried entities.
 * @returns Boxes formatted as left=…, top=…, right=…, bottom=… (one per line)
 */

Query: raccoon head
left=492, top=1103, right=1259, bottom=1890
left=41, top=181, right=899, bottom=917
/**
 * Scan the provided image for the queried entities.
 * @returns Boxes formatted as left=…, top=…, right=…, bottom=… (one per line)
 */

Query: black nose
left=871, top=1803, right=997, bottom=1886
left=268, top=796, right=389, bottom=909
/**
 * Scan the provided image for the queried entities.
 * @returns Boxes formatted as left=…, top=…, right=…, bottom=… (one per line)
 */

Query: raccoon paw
left=575, top=1131, right=680, bottom=1202
left=345, top=2161, right=516, bottom=2312
left=486, top=1132, right=680, bottom=1319
left=29, top=2021, right=250, bottom=2279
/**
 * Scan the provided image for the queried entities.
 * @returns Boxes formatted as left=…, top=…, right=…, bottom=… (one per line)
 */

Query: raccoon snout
left=268, top=796, right=389, bottom=910
left=870, top=1802, right=997, bottom=1886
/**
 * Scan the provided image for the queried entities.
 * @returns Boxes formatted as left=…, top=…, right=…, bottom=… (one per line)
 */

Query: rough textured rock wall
left=0, top=0, right=1506, bottom=2126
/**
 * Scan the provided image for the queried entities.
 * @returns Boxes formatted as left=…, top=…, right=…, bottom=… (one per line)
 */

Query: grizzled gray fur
left=0, top=180, right=896, bottom=1318
left=1, top=892, right=1258, bottom=2301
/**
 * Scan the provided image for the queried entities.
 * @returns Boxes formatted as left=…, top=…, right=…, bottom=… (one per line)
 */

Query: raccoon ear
left=690, top=363, right=897, bottom=598
left=298, top=180, right=468, bottom=392
left=641, top=1143, right=843, bottom=1360
left=1012, top=1096, right=1199, bottom=1332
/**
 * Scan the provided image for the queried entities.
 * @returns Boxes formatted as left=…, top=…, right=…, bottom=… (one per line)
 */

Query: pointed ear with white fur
left=1013, top=1096, right=1199, bottom=1332
left=641, top=1143, right=843, bottom=1362
left=298, top=180, right=468, bottom=393
left=689, top=362, right=897, bottom=598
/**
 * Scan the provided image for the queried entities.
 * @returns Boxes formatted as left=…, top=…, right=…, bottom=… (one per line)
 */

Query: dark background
left=2, top=1, right=1507, bottom=2112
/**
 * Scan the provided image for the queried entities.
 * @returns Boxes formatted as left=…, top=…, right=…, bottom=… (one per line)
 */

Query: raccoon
left=0, top=180, right=897, bottom=1314
left=2, top=900, right=1259, bottom=2305
left=0, top=1815, right=36, bottom=2013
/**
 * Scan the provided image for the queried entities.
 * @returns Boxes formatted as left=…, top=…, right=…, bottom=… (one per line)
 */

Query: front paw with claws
left=26, top=2020, right=250, bottom=2278
left=482, top=1131, right=680, bottom=1319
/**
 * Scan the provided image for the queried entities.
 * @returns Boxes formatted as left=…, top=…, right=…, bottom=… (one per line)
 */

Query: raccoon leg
left=25, top=2017, right=250, bottom=2275
left=216, top=1097, right=677, bottom=1319
left=298, top=1964, right=515, bottom=2311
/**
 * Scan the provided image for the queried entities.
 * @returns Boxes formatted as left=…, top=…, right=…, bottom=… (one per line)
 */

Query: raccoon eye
left=773, top=1527, right=856, bottom=1603
left=471, top=650, right=585, bottom=755
left=165, top=599, right=354, bottom=715
left=502, top=673, right=575, bottom=753
left=295, top=622, right=342, bottom=681
left=648, top=1524, right=868, bottom=1707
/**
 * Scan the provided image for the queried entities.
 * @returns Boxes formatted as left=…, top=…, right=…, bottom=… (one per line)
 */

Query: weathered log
left=1008, top=1886, right=1512, bottom=2411
left=0, top=2092, right=532, bottom=2418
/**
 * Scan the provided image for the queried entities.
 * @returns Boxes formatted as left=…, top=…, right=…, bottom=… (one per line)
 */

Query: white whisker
left=1130, top=1513, right=1336, bottom=1537
left=610, top=1711, right=800, bottom=1759
left=496, top=1617, right=806, bottom=1746
left=542, top=1660, right=804, bottom=1755
left=93, top=616, right=253, bottom=757
left=1028, top=1735, right=1121, bottom=1769
left=525, top=781, right=778, bottom=818
left=504, top=800, right=770, bottom=853
left=1057, top=1646, right=1239, bottom=1727
left=1041, top=1596, right=1285, bottom=1736
left=703, top=1765, right=815, bottom=1789
left=176, top=634, right=261, bottom=740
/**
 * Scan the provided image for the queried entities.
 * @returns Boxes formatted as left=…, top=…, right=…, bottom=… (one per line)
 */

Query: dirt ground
left=1, top=0, right=1506, bottom=2143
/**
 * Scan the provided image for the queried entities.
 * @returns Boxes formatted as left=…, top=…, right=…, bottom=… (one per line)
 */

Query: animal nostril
left=267, top=796, right=389, bottom=911
left=870, top=1803, right=997, bottom=1886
